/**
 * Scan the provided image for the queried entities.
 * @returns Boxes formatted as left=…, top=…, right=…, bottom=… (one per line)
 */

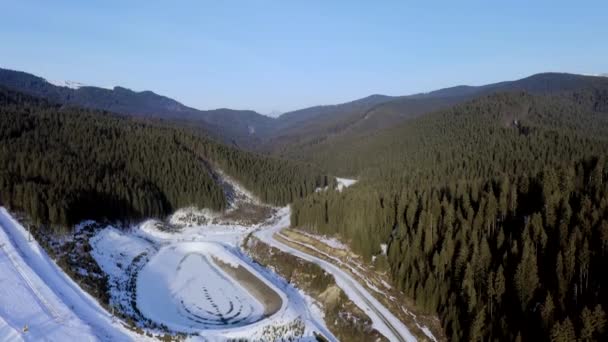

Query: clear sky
left=1, top=1, right=606, bottom=115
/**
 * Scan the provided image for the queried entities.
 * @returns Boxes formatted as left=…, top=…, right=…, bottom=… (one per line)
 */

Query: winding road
left=255, top=207, right=417, bottom=342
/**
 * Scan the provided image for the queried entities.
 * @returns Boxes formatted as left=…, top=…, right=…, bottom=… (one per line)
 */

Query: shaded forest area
left=292, top=88, right=608, bottom=341
left=0, top=87, right=327, bottom=229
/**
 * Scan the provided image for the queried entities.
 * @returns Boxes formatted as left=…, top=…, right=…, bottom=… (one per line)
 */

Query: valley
left=0, top=168, right=429, bottom=341
left=3, top=2, right=608, bottom=340
left=2, top=68, right=608, bottom=341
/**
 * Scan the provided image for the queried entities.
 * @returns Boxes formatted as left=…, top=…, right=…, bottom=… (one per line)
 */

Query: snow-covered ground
left=137, top=242, right=276, bottom=331
left=88, top=213, right=336, bottom=340
left=0, top=208, right=149, bottom=341
left=87, top=171, right=335, bottom=341
left=1, top=205, right=334, bottom=341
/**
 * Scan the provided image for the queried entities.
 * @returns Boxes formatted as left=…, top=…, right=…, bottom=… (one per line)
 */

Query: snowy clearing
left=85, top=209, right=334, bottom=340
left=136, top=242, right=282, bottom=332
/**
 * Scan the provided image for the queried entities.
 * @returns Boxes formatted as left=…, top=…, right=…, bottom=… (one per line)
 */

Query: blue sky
left=1, top=1, right=606, bottom=115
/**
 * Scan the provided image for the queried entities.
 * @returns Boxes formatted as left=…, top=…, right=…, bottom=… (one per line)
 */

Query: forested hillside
left=0, top=68, right=275, bottom=148
left=5, top=68, right=604, bottom=158
left=291, top=86, right=608, bottom=340
left=273, top=73, right=608, bottom=167
left=0, top=87, right=327, bottom=229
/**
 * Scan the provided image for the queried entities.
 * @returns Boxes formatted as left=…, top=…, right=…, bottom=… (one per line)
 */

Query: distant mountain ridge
left=269, top=72, right=608, bottom=158
left=0, top=67, right=275, bottom=147
left=2, top=67, right=606, bottom=154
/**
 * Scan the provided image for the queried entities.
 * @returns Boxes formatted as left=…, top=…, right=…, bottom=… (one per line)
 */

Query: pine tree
left=514, top=240, right=539, bottom=311
left=551, top=317, right=576, bottom=342
left=469, top=306, right=486, bottom=342
left=541, top=292, right=555, bottom=329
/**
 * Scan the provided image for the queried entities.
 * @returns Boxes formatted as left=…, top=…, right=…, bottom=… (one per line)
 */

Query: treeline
left=292, top=88, right=608, bottom=340
left=0, top=87, right=327, bottom=229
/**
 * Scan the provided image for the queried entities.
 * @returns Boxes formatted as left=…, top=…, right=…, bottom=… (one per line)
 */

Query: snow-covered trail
left=255, top=207, right=417, bottom=342
left=0, top=208, right=146, bottom=342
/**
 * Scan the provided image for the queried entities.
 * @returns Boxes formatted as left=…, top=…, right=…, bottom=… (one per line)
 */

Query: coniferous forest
left=2, top=3, right=607, bottom=341
left=3, top=74, right=608, bottom=341
left=291, top=87, right=608, bottom=341
left=0, top=87, right=327, bottom=229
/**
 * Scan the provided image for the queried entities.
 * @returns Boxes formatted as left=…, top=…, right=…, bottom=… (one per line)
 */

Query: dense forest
left=292, top=87, right=608, bottom=340
left=0, top=87, right=327, bottom=229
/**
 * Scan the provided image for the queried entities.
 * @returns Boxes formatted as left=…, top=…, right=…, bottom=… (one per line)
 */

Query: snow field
left=90, top=227, right=156, bottom=281
left=88, top=215, right=335, bottom=341
left=0, top=208, right=145, bottom=341
left=136, top=242, right=276, bottom=332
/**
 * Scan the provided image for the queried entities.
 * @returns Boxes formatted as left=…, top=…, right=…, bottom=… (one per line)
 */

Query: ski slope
left=255, top=207, right=417, bottom=342
left=0, top=208, right=146, bottom=342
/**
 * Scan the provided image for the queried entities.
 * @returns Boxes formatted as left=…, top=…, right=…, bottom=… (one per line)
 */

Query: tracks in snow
left=0, top=237, right=63, bottom=324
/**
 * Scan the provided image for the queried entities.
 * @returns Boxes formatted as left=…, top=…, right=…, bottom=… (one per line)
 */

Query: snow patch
left=298, top=230, right=348, bottom=251
left=336, top=177, right=357, bottom=192
left=46, top=79, right=88, bottom=89
left=90, top=226, right=154, bottom=280
left=168, top=207, right=220, bottom=227
left=380, top=243, right=388, bottom=255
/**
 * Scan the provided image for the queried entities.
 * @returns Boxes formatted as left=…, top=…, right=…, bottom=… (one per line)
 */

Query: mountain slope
left=0, top=87, right=328, bottom=228
left=0, top=68, right=275, bottom=148
left=3, top=67, right=605, bottom=158
left=291, top=84, right=608, bottom=341
left=417, top=72, right=608, bottom=98
left=275, top=73, right=608, bottom=166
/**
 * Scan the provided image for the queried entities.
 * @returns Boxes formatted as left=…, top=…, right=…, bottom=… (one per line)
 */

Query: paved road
left=255, top=208, right=417, bottom=342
